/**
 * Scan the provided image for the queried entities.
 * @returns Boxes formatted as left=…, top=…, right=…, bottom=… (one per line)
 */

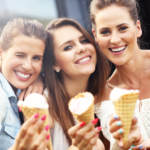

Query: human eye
left=33, top=55, right=42, bottom=61
left=15, top=52, right=24, bottom=58
left=80, top=38, right=90, bottom=44
left=63, top=45, right=72, bottom=51
left=119, top=26, right=128, bottom=32
left=99, top=28, right=110, bottom=36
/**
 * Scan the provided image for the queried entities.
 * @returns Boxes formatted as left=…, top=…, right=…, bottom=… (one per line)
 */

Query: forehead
left=95, top=5, right=133, bottom=28
left=6, top=34, right=45, bottom=54
left=53, top=25, right=83, bottom=45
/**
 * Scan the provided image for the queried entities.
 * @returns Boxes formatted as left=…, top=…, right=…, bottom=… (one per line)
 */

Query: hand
left=109, top=115, right=142, bottom=149
left=9, top=114, right=50, bottom=150
left=131, top=139, right=150, bottom=150
left=19, top=77, right=44, bottom=100
left=68, top=118, right=103, bottom=150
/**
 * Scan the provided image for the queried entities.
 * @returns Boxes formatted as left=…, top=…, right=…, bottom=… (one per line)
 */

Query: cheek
left=97, top=37, right=108, bottom=51
left=34, top=63, right=42, bottom=74
left=56, top=54, right=72, bottom=67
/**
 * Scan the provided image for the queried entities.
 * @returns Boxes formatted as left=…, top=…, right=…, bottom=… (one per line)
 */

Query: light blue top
left=0, top=73, right=21, bottom=150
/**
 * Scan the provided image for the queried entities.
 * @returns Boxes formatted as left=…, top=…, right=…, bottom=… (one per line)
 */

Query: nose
left=76, top=42, right=86, bottom=53
left=110, top=31, right=121, bottom=44
left=22, top=58, right=33, bottom=70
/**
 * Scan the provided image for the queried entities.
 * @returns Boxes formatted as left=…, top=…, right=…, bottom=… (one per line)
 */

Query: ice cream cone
left=68, top=92, right=94, bottom=123
left=18, top=93, right=53, bottom=150
left=110, top=88, right=139, bottom=144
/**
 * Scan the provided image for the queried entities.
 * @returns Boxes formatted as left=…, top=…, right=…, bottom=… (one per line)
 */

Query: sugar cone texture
left=21, top=106, right=53, bottom=150
left=112, top=90, right=139, bottom=144
left=18, top=93, right=53, bottom=150
left=68, top=92, right=94, bottom=124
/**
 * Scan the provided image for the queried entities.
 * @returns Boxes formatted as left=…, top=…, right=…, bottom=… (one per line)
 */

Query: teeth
left=111, top=47, right=125, bottom=52
left=78, top=57, right=90, bottom=63
left=16, top=72, right=30, bottom=79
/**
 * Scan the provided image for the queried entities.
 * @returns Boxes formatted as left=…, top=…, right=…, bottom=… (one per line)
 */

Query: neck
left=109, top=51, right=142, bottom=89
left=64, top=76, right=89, bottom=98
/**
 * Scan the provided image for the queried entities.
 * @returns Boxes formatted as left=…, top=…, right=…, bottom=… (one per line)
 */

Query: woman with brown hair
left=0, top=18, right=50, bottom=150
left=43, top=17, right=110, bottom=150
left=90, top=0, right=150, bottom=149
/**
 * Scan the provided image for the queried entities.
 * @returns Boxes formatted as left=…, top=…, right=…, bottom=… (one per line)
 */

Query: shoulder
left=140, top=49, right=150, bottom=57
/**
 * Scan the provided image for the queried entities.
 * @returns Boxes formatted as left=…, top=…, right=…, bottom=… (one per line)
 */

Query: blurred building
left=0, top=0, right=149, bottom=49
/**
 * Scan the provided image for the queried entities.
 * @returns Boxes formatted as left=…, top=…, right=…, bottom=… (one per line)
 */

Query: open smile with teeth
left=76, top=56, right=91, bottom=64
left=109, top=46, right=126, bottom=52
left=16, top=71, right=31, bottom=79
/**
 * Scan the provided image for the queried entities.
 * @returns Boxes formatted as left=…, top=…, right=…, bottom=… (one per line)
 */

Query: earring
left=55, top=68, right=60, bottom=73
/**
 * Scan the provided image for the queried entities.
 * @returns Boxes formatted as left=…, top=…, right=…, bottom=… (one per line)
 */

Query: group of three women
left=1, top=0, right=150, bottom=150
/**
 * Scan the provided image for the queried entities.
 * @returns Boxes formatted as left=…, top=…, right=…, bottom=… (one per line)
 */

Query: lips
left=75, top=55, right=91, bottom=64
left=109, top=46, right=126, bottom=53
left=15, top=71, right=31, bottom=81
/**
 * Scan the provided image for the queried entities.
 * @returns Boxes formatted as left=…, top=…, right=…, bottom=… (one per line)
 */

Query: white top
left=51, top=122, right=69, bottom=150
left=95, top=99, right=150, bottom=150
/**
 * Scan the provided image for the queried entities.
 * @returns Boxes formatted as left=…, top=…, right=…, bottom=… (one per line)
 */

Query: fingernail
left=45, top=125, right=50, bottom=131
left=114, top=115, right=119, bottom=120
left=46, top=134, right=50, bottom=140
left=116, top=121, right=122, bottom=126
left=118, top=128, right=123, bottom=134
left=80, top=122, right=86, bottom=127
left=41, top=115, right=46, bottom=121
left=34, top=113, right=39, bottom=119
left=92, top=118, right=99, bottom=125
left=138, top=145, right=143, bottom=150
left=97, top=126, right=102, bottom=131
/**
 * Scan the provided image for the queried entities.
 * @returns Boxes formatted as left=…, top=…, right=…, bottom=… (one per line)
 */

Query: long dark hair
left=43, top=17, right=110, bottom=144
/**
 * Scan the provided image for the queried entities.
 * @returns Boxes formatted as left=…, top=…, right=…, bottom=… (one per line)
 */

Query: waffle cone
left=69, top=92, right=94, bottom=124
left=113, top=92, right=139, bottom=144
left=21, top=106, right=53, bottom=150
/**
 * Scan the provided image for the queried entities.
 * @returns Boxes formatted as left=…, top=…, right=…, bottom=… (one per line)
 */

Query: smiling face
left=93, top=4, right=142, bottom=66
left=53, top=25, right=97, bottom=79
left=0, top=34, right=45, bottom=89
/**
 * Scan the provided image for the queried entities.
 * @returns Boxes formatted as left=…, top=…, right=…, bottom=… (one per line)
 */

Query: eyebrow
left=58, top=35, right=85, bottom=48
left=117, top=23, right=128, bottom=28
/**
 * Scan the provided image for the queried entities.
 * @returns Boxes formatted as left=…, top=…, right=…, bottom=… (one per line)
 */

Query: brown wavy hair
left=90, top=0, right=139, bottom=29
left=43, top=17, right=110, bottom=144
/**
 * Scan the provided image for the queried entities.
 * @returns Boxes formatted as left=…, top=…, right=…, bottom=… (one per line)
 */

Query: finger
left=112, top=128, right=124, bottom=140
left=14, top=114, right=40, bottom=149
left=16, top=113, right=39, bottom=139
left=109, top=115, right=120, bottom=126
left=77, top=139, right=93, bottom=150
left=132, top=145, right=145, bottom=150
left=73, top=123, right=94, bottom=146
left=32, top=130, right=50, bottom=150
left=68, top=122, right=85, bottom=138
left=109, top=120, right=122, bottom=133
left=131, top=117, right=138, bottom=128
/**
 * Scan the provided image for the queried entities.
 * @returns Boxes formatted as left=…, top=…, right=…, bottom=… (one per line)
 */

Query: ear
left=53, top=65, right=61, bottom=73
left=136, top=20, right=142, bottom=38
left=92, top=28, right=98, bottom=42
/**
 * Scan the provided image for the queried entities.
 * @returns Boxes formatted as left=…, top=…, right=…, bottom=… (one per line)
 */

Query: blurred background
left=0, top=0, right=149, bottom=48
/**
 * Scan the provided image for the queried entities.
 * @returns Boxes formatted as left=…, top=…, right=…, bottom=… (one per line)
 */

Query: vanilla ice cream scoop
left=110, top=87, right=139, bottom=101
left=69, top=92, right=94, bottom=123
left=18, top=93, right=48, bottom=109
left=17, top=93, right=53, bottom=150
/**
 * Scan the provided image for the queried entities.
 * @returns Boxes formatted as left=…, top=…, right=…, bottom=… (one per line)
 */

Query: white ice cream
left=69, top=92, right=94, bottom=115
left=110, top=87, right=139, bottom=101
left=18, top=93, right=48, bottom=109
